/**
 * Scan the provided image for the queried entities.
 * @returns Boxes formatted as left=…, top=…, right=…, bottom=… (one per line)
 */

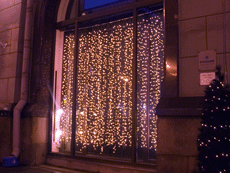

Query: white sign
left=200, top=72, right=215, bottom=85
left=198, top=50, right=216, bottom=71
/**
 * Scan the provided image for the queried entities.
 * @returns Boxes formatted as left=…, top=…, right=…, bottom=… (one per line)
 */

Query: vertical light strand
left=149, top=14, right=164, bottom=151
left=59, top=33, right=75, bottom=151
left=137, top=10, right=164, bottom=160
left=76, top=31, right=89, bottom=151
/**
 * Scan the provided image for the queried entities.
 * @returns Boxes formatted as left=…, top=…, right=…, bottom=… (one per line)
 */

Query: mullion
left=131, top=6, right=137, bottom=164
left=71, top=0, right=81, bottom=157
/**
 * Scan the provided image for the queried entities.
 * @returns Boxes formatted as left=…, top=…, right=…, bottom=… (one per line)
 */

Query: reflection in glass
left=52, top=32, right=75, bottom=152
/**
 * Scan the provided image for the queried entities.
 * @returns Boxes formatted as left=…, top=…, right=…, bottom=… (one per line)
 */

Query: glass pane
left=52, top=31, right=75, bottom=153
left=136, top=8, right=164, bottom=161
left=76, top=16, right=133, bottom=158
left=84, top=0, right=133, bottom=10
left=85, top=0, right=119, bottom=9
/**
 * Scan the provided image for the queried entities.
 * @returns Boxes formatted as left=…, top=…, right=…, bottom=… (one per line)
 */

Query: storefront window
left=52, top=0, right=164, bottom=162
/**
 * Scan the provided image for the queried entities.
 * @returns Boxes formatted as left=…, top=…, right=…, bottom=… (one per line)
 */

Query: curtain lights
left=136, top=11, right=164, bottom=159
left=76, top=18, right=133, bottom=154
left=52, top=10, right=164, bottom=159
left=60, top=33, right=75, bottom=151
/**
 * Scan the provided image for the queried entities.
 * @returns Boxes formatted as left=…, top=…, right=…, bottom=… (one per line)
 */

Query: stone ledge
left=46, top=156, right=156, bottom=173
left=156, top=97, right=204, bottom=117
left=157, top=154, right=198, bottom=173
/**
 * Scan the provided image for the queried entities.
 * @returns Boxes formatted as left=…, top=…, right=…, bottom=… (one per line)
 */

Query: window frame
left=49, top=0, right=178, bottom=165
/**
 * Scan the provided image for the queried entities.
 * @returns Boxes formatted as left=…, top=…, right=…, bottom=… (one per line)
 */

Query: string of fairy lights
left=137, top=12, right=164, bottom=151
left=60, top=33, right=75, bottom=150
left=76, top=18, right=133, bottom=153
left=54, top=10, right=164, bottom=157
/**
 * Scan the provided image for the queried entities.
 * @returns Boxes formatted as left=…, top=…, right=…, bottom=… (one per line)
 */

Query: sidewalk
left=0, top=165, right=88, bottom=173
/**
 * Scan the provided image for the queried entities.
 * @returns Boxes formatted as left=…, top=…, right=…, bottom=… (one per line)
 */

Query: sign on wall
left=199, top=50, right=216, bottom=71
left=200, top=72, right=215, bottom=86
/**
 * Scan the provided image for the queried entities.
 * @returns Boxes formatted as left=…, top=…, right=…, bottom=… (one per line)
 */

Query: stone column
left=156, top=97, right=203, bottom=173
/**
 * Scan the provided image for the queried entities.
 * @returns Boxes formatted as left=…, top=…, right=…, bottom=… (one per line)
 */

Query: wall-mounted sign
left=199, top=50, right=216, bottom=71
left=200, top=72, right=215, bottom=85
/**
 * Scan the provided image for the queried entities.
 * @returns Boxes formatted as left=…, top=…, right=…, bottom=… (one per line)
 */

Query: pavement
left=0, top=165, right=88, bottom=173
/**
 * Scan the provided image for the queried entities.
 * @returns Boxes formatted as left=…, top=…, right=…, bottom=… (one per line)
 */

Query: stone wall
left=0, top=0, right=27, bottom=162
left=157, top=1, right=230, bottom=172
left=0, top=0, right=26, bottom=105
left=0, top=116, right=12, bottom=162
left=20, top=116, right=48, bottom=165
left=157, top=97, right=203, bottom=173
left=179, top=0, right=230, bottom=97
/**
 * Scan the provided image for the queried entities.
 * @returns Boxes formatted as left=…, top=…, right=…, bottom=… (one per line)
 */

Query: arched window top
left=57, top=0, right=134, bottom=22
left=57, top=0, right=76, bottom=22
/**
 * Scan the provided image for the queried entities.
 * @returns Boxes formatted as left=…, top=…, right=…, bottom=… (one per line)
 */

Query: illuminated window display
left=52, top=6, right=163, bottom=161
left=76, top=18, right=133, bottom=157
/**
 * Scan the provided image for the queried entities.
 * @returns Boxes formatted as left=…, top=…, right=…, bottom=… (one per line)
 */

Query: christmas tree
left=198, top=66, right=230, bottom=173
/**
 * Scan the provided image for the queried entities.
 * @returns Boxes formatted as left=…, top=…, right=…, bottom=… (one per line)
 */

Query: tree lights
left=198, top=66, right=230, bottom=172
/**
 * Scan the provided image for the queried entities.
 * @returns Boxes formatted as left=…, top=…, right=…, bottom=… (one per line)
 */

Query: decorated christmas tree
left=198, top=66, right=230, bottom=173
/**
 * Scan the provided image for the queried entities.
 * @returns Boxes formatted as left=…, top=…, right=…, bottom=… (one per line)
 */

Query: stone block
left=188, top=156, right=199, bottom=173
left=11, top=28, right=24, bottom=53
left=0, top=30, right=11, bottom=56
left=21, top=142, right=47, bottom=165
left=98, top=165, right=132, bottom=173
left=0, top=79, right=8, bottom=102
left=227, top=54, right=230, bottom=83
left=216, top=54, right=224, bottom=68
left=14, top=0, right=27, bottom=4
left=0, top=0, right=14, bottom=11
left=179, top=57, right=205, bottom=97
left=20, top=143, right=33, bottom=165
left=157, top=118, right=200, bottom=156
left=7, top=77, right=21, bottom=103
left=70, top=160, right=99, bottom=172
left=20, top=116, right=48, bottom=165
left=179, top=0, right=224, bottom=20
left=207, top=14, right=224, bottom=53
left=0, top=117, right=12, bottom=162
left=47, top=157, right=71, bottom=168
left=132, top=168, right=156, bottom=173
left=226, top=0, right=230, bottom=12
left=179, top=18, right=206, bottom=58
left=32, top=117, right=48, bottom=144
left=157, top=154, right=188, bottom=173
left=0, top=53, right=19, bottom=78
left=21, top=117, right=32, bottom=145
left=0, top=4, right=23, bottom=33
left=226, top=13, right=230, bottom=53
left=32, top=143, right=47, bottom=165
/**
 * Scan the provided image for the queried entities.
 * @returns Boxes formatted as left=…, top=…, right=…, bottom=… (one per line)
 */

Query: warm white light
left=56, top=130, right=62, bottom=138
left=166, top=63, right=171, bottom=69
left=56, top=109, right=63, bottom=120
